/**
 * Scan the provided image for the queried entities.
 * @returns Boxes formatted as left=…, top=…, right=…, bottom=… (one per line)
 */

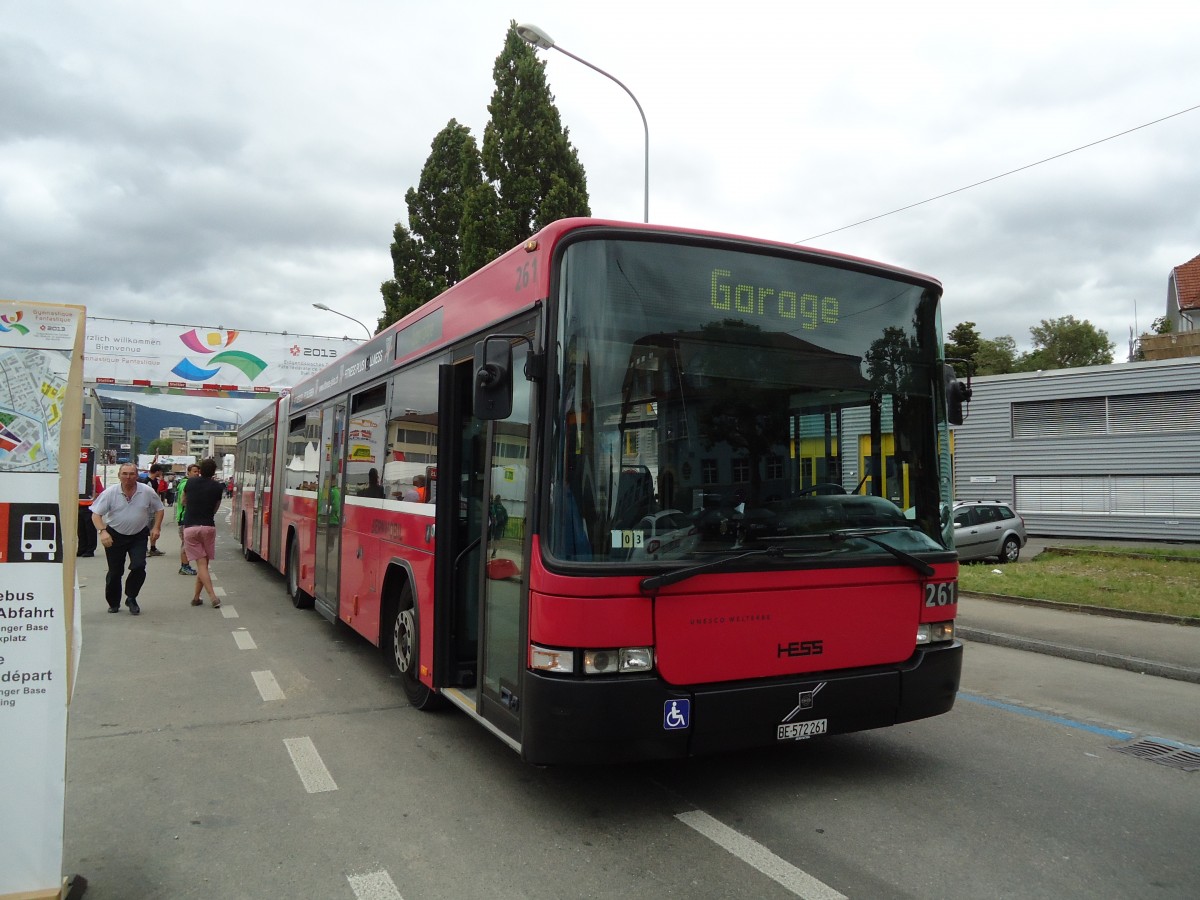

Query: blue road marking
left=958, top=691, right=1133, bottom=740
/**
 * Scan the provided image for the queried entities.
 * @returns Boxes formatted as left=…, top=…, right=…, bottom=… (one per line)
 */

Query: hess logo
left=777, top=639, right=823, bottom=658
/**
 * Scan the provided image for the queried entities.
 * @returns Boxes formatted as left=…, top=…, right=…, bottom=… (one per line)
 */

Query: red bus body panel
left=281, top=491, right=318, bottom=596
left=339, top=500, right=436, bottom=645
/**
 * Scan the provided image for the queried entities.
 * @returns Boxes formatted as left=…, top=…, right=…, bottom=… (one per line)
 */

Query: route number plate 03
left=777, top=719, right=828, bottom=741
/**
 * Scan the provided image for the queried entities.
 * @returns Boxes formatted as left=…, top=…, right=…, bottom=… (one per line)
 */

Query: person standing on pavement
left=183, top=457, right=225, bottom=608
left=91, top=462, right=165, bottom=615
left=147, top=464, right=168, bottom=555
left=176, top=463, right=200, bottom=576
left=77, top=471, right=104, bottom=557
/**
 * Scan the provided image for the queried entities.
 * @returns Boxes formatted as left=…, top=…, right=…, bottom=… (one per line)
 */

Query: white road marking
left=220, top=605, right=238, bottom=618
left=214, top=585, right=227, bottom=596
left=347, top=870, right=403, bottom=900
left=675, top=810, right=847, bottom=900
left=251, top=670, right=285, bottom=701
left=283, top=736, right=337, bottom=793
left=233, top=629, right=257, bottom=650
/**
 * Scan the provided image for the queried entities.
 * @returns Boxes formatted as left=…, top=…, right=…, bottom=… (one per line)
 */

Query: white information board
left=0, top=301, right=85, bottom=900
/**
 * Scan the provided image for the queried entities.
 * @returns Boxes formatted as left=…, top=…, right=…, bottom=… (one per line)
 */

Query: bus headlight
left=916, top=621, right=955, bottom=645
left=584, top=647, right=655, bottom=675
left=530, top=645, right=574, bottom=673
left=532, top=644, right=656, bottom=674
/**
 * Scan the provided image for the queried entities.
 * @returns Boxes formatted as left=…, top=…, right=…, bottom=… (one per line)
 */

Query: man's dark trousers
left=103, top=526, right=149, bottom=609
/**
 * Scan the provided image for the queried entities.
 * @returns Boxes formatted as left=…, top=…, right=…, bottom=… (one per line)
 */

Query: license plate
left=777, top=719, right=828, bottom=741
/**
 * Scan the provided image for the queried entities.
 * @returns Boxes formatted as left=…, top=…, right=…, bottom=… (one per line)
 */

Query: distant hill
left=134, top=404, right=229, bottom=450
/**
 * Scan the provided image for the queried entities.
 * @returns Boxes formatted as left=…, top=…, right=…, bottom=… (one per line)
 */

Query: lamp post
left=313, top=302, right=373, bottom=340
left=214, top=406, right=241, bottom=430
left=517, top=22, right=649, bottom=224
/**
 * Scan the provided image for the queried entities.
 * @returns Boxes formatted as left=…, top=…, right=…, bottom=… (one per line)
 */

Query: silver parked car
left=953, top=501, right=1027, bottom=563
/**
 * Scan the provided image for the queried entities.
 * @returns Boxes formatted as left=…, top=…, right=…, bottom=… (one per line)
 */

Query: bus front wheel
left=385, top=586, right=443, bottom=711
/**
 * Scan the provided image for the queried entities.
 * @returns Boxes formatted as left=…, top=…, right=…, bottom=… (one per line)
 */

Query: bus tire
left=240, top=515, right=258, bottom=563
left=384, top=585, right=443, bottom=711
left=286, top=535, right=313, bottom=609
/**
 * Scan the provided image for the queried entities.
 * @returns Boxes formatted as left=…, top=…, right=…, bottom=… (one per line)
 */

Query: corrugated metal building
left=952, top=357, right=1200, bottom=541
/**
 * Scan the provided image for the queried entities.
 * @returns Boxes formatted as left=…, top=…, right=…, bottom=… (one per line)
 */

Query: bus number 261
left=924, top=582, right=958, bottom=607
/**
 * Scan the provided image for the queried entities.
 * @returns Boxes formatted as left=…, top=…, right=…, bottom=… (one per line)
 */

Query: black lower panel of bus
left=519, top=642, right=962, bottom=765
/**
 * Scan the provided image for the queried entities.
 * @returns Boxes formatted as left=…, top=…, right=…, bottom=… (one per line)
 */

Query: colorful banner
left=0, top=301, right=85, bottom=899
left=84, top=318, right=363, bottom=393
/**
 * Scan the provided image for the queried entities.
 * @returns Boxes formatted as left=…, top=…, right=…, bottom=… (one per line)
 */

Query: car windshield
left=546, top=236, right=955, bottom=565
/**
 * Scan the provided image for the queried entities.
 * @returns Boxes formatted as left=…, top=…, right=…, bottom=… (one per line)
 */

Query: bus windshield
left=548, top=236, right=955, bottom=565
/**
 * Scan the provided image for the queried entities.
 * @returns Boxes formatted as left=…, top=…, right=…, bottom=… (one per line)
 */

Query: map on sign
left=0, top=346, right=70, bottom=473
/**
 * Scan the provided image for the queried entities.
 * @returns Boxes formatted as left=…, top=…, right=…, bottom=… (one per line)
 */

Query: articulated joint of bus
left=530, top=644, right=655, bottom=676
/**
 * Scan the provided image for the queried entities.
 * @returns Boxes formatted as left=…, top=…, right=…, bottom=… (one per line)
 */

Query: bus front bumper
left=519, top=641, right=962, bottom=765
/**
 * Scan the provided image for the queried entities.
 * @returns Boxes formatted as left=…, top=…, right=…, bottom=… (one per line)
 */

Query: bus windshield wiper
left=639, top=547, right=786, bottom=593
left=823, top=528, right=935, bottom=577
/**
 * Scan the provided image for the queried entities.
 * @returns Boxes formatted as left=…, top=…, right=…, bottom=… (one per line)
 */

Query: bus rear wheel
left=385, top=586, right=443, bottom=710
left=287, top=536, right=313, bottom=609
left=240, top=516, right=258, bottom=562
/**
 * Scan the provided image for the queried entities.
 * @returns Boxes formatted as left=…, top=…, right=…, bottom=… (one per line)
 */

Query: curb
left=960, top=591, right=1200, bottom=628
left=956, top=626, right=1200, bottom=685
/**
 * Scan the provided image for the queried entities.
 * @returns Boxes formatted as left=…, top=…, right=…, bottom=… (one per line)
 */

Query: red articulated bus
left=233, top=218, right=966, bottom=764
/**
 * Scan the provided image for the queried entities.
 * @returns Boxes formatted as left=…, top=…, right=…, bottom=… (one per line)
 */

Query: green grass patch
left=957, top=548, right=1200, bottom=620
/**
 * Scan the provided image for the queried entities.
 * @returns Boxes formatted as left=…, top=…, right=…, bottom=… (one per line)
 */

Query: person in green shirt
left=176, top=463, right=200, bottom=575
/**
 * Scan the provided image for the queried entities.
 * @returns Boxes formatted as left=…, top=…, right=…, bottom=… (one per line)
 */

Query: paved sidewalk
left=957, top=593, right=1200, bottom=684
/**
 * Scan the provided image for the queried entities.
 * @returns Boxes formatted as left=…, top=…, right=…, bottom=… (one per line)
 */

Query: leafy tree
left=147, top=438, right=174, bottom=454
left=379, top=24, right=591, bottom=328
left=379, top=120, right=486, bottom=329
left=1019, top=315, right=1114, bottom=370
left=477, top=22, right=590, bottom=252
left=459, top=181, right=507, bottom=276
left=944, top=322, right=981, bottom=376
left=974, top=335, right=1019, bottom=375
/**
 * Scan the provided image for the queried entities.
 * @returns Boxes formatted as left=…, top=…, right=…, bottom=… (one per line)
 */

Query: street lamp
left=313, top=302, right=373, bottom=340
left=517, top=22, right=649, bottom=224
left=214, top=406, right=241, bottom=429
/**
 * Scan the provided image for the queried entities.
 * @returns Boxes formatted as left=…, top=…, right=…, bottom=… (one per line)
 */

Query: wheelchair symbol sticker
left=663, top=699, right=690, bottom=730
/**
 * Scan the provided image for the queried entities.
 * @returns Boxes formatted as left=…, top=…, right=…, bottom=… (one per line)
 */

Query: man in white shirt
left=90, top=463, right=165, bottom=615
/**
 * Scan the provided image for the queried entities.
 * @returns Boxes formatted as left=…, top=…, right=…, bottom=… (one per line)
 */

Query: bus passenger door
left=315, top=401, right=347, bottom=620
left=434, top=337, right=532, bottom=746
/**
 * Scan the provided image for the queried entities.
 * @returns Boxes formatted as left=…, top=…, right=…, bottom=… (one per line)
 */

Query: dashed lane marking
left=283, top=736, right=337, bottom=793
left=676, top=810, right=847, bottom=900
left=252, top=670, right=285, bottom=701
left=220, top=605, right=238, bottom=618
left=347, top=870, right=403, bottom=900
left=233, top=629, right=257, bottom=650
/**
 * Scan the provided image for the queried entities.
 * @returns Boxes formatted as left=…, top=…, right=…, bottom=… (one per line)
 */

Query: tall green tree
left=944, top=321, right=982, bottom=376
left=477, top=22, right=590, bottom=252
left=379, top=24, right=591, bottom=328
left=1018, top=315, right=1114, bottom=370
left=379, top=120, right=486, bottom=329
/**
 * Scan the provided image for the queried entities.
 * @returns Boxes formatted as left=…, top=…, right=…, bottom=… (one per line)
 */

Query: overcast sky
left=5, top=1, right=1199, bottom=418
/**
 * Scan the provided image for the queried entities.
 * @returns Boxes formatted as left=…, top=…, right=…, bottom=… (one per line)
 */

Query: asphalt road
left=63, top=528, right=1200, bottom=899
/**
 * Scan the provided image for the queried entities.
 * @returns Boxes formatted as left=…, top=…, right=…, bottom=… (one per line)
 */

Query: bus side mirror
left=474, top=337, right=513, bottom=420
left=944, top=363, right=972, bottom=425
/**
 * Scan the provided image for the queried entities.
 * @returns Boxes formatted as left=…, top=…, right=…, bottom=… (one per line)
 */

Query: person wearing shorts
left=182, top=458, right=225, bottom=608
